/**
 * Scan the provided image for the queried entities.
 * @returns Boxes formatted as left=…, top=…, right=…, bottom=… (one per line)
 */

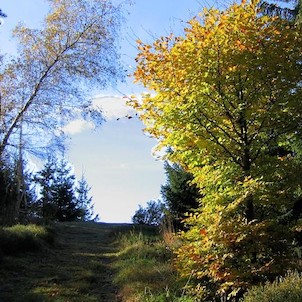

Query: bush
left=241, top=271, right=302, bottom=302
left=132, top=200, right=166, bottom=226
left=0, top=224, right=55, bottom=255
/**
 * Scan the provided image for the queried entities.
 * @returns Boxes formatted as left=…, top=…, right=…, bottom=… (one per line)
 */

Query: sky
left=0, top=0, right=225, bottom=223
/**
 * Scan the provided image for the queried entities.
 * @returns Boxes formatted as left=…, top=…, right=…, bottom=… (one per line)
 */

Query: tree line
left=0, top=156, right=95, bottom=225
left=0, top=0, right=124, bottom=224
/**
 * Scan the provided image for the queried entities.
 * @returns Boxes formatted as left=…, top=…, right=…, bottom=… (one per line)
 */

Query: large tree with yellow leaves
left=132, top=0, right=302, bottom=300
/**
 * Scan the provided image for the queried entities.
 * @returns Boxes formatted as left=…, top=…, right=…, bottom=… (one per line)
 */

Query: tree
left=132, top=200, right=166, bottom=226
left=35, top=157, right=91, bottom=222
left=0, top=155, right=35, bottom=225
left=76, top=174, right=94, bottom=221
left=0, top=158, right=19, bottom=225
left=0, top=0, right=124, bottom=223
left=260, top=0, right=301, bottom=23
left=51, top=158, right=78, bottom=221
left=161, top=162, right=200, bottom=230
left=0, top=0, right=124, bottom=160
left=131, top=0, right=302, bottom=300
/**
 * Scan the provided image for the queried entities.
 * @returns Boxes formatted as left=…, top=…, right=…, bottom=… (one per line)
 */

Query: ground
left=0, top=221, right=131, bottom=302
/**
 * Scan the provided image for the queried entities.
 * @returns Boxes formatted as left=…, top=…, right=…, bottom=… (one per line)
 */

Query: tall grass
left=113, top=225, right=194, bottom=302
left=0, top=223, right=55, bottom=256
left=241, top=271, right=302, bottom=302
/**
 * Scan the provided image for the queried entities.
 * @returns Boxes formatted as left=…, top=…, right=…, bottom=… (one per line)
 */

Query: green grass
left=112, top=226, right=194, bottom=302
left=0, top=222, right=125, bottom=302
left=0, top=222, right=195, bottom=301
left=241, top=271, right=302, bottom=302
left=0, top=223, right=55, bottom=256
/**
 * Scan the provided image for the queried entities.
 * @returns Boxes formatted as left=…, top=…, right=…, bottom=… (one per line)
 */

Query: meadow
left=1, top=222, right=302, bottom=302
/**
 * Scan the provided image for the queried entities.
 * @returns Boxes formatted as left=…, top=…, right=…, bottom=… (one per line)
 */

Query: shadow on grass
left=0, top=222, right=131, bottom=302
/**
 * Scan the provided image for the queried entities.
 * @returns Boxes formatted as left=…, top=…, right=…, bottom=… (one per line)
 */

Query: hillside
left=0, top=222, right=133, bottom=302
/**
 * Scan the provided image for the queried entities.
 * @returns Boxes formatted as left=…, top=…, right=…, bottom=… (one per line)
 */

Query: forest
left=1, top=0, right=302, bottom=301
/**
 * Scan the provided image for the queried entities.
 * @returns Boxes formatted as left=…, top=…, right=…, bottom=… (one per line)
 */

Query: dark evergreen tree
left=35, top=157, right=92, bottom=221
left=34, top=157, right=57, bottom=220
left=161, top=162, right=201, bottom=229
left=0, top=156, right=36, bottom=225
left=51, top=159, right=78, bottom=221
left=0, top=158, right=18, bottom=225
left=76, top=174, right=94, bottom=221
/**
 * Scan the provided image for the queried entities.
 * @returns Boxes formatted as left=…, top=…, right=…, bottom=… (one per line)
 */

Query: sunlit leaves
left=132, top=0, right=302, bottom=299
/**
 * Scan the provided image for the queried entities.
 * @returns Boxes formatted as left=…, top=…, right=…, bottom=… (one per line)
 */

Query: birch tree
left=0, top=0, right=124, bottom=159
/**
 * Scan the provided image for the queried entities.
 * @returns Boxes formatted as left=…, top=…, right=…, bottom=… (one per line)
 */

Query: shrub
left=0, top=224, right=55, bottom=255
left=241, top=271, right=302, bottom=302
left=132, top=200, right=166, bottom=226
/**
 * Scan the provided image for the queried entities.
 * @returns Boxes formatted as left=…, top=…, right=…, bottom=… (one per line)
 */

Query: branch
left=193, top=113, right=243, bottom=168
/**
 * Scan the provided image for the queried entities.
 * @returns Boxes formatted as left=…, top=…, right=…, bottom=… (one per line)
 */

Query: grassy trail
left=0, top=222, right=130, bottom=302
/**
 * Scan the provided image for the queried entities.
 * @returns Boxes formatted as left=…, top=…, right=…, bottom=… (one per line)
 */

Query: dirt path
left=0, top=222, right=130, bottom=302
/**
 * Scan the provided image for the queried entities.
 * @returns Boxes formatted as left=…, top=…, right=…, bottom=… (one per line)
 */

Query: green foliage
left=0, top=224, right=55, bottom=255
left=75, top=174, right=94, bottom=221
left=35, top=157, right=94, bottom=222
left=161, top=162, right=201, bottom=230
left=241, top=271, right=302, bottom=302
left=0, top=157, right=36, bottom=225
left=0, top=160, right=19, bottom=225
left=132, top=200, right=166, bottom=226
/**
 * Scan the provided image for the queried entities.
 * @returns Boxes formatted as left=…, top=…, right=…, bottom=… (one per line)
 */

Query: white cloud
left=93, top=95, right=136, bottom=120
left=62, top=95, right=137, bottom=136
left=63, top=119, right=94, bottom=135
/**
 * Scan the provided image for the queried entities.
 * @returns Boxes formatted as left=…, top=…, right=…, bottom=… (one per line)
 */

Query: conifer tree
left=35, top=157, right=92, bottom=221
left=161, top=162, right=200, bottom=229
left=76, top=174, right=94, bottom=221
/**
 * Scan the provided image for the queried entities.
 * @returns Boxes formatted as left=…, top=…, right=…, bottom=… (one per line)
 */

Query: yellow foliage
left=131, top=0, right=302, bottom=300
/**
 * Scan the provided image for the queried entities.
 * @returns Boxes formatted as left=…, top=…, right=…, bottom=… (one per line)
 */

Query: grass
left=112, top=225, right=194, bottom=302
left=0, top=221, right=128, bottom=302
left=241, top=271, right=302, bottom=302
left=0, top=223, right=55, bottom=256
left=0, top=221, right=195, bottom=301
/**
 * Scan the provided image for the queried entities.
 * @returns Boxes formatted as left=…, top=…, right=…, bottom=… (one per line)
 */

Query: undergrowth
left=241, top=271, right=302, bottom=302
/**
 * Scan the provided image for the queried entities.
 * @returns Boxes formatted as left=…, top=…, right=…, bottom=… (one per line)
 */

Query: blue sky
left=0, top=0, right=222, bottom=223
